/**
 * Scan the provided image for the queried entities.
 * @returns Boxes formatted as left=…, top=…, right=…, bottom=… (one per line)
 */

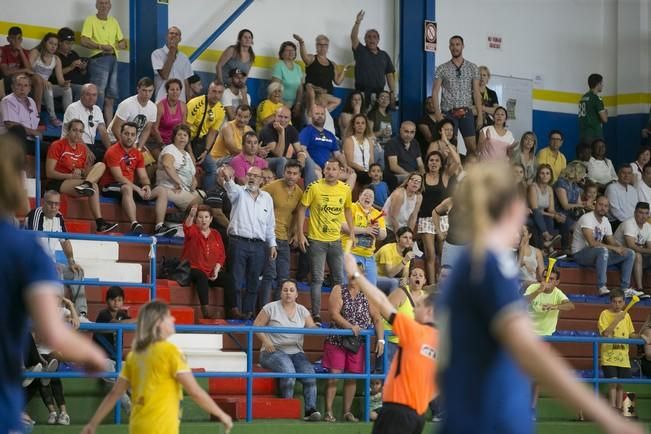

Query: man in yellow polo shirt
left=211, top=104, right=253, bottom=164
left=296, top=159, right=354, bottom=322
left=535, top=130, right=567, bottom=180
left=185, top=80, right=226, bottom=190
left=80, top=0, right=127, bottom=122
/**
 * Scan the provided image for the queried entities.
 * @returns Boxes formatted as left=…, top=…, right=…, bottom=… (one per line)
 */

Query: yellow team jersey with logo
left=119, top=340, right=191, bottom=434
left=598, top=309, right=635, bottom=368
left=341, top=202, right=385, bottom=257
left=301, top=179, right=352, bottom=242
left=186, top=96, right=225, bottom=139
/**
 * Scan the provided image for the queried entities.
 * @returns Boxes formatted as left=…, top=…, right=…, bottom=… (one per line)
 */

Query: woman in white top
left=342, top=114, right=375, bottom=185
left=511, top=131, right=538, bottom=184
left=383, top=172, right=423, bottom=236
left=630, top=146, right=651, bottom=185
left=528, top=164, right=565, bottom=249
left=156, top=124, right=202, bottom=212
left=586, top=139, right=617, bottom=188
left=518, top=225, right=544, bottom=287
left=477, top=106, right=516, bottom=161
left=29, top=33, right=72, bottom=126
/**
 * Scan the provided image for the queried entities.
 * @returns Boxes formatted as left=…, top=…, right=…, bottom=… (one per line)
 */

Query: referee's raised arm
left=343, top=252, right=396, bottom=321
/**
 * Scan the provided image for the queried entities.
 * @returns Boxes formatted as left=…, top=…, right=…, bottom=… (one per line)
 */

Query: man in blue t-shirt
left=299, top=104, right=348, bottom=186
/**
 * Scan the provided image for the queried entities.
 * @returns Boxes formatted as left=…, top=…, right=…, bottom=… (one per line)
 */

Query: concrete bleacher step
left=210, top=395, right=302, bottom=420
left=78, top=260, right=142, bottom=283
left=168, top=333, right=224, bottom=351
left=208, top=368, right=277, bottom=395
left=168, top=331, right=246, bottom=371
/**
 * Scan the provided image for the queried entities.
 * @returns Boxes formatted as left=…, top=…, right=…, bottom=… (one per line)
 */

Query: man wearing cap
left=53, top=27, right=89, bottom=101
left=0, top=26, right=44, bottom=99
left=221, top=68, right=251, bottom=120
left=80, top=0, right=127, bottom=123
left=151, top=26, right=193, bottom=103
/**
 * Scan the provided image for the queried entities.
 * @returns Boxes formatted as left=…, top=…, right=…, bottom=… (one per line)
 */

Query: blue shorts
left=444, top=108, right=476, bottom=138
left=88, top=54, right=119, bottom=101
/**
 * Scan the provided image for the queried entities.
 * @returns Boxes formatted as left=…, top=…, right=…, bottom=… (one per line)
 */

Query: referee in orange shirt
left=343, top=253, right=438, bottom=434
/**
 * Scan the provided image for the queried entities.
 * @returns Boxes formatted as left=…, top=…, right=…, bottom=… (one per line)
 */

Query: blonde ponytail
left=133, top=301, right=170, bottom=352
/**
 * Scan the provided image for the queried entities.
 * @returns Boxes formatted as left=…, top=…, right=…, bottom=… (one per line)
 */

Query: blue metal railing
left=35, top=231, right=158, bottom=300
left=24, top=322, right=651, bottom=425
left=35, top=136, right=41, bottom=208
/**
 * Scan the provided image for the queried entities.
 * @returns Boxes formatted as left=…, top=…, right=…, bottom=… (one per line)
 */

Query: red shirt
left=47, top=138, right=87, bottom=174
left=100, top=142, right=145, bottom=187
left=182, top=224, right=226, bottom=275
left=1, top=45, right=30, bottom=70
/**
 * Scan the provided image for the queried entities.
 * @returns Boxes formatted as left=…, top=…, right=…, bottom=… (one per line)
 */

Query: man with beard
left=431, top=35, right=482, bottom=154
left=100, top=122, right=176, bottom=237
left=299, top=105, right=348, bottom=186
left=259, top=159, right=304, bottom=305
left=221, top=68, right=251, bottom=120
left=220, top=164, right=277, bottom=320
left=108, top=77, right=156, bottom=150
left=260, top=106, right=303, bottom=179
left=296, top=159, right=354, bottom=323
left=211, top=104, right=253, bottom=165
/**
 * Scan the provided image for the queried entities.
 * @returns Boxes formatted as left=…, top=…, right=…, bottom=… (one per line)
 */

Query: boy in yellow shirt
left=598, top=288, right=637, bottom=411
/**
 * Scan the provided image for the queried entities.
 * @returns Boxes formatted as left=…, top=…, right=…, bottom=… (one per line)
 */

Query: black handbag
left=172, top=260, right=192, bottom=287
left=341, top=335, right=363, bottom=353
left=190, top=95, right=209, bottom=160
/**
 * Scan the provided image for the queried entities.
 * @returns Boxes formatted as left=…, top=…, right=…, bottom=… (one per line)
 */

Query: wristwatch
left=350, top=271, right=361, bottom=281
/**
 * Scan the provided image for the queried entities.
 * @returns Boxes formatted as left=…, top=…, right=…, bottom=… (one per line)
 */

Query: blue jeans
left=201, top=153, right=218, bottom=191
left=259, top=350, right=317, bottom=411
left=88, top=54, right=118, bottom=107
left=573, top=246, right=635, bottom=288
left=229, top=237, right=268, bottom=314
left=374, top=142, right=385, bottom=170
left=309, top=239, right=344, bottom=316
left=267, top=156, right=287, bottom=179
left=303, top=155, right=320, bottom=187
left=344, top=254, right=377, bottom=286
left=532, top=208, right=555, bottom=236
left=259, top=239, right=291, bottom=306
left=376, top=275, right=400, bottom=295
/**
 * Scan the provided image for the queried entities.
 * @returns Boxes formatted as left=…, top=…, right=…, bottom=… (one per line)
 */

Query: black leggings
left=190, top=268, right=236, bottom=310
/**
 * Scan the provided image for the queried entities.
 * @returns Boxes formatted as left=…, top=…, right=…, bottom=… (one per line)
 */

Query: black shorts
left=602, top=365, right=632, bottom=379
left=45, top=179, right=64, bottom=192
left=371, top=402, right=424, bottom=434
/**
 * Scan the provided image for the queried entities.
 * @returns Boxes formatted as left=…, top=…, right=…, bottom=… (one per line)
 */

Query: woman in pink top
left=477, top=106, right=516, bottom=161
left=152, top=79, right=186, bottom=148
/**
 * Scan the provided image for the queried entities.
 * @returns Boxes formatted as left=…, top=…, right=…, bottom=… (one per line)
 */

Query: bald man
left=151, top=26, right=193, bottom=102
left=384, top=121, right=425, bottom=188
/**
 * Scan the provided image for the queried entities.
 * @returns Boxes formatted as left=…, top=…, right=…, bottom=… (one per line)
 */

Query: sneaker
left=131, top=223, right=145, bottom=235
left=79, top=312, right=91, bottom=323
left=304, top=409, right=322, bottom=421
left=22, top=363, right=42, bottom=387
left=96, top=220, right=118, bottom=233
left=56, top=412, right=70, bottom=425
left=598, top=286, right=611, bottom=296
left=47, top=411, right=58, bottom=425
left=313, top=315, right=322, bottom=326
left=623, top=288, right=645, bottom=298
left=74, top=181, right=95, bottom=196
left=41, top=358, right=59, bottom=386
left=432, top=414, right=443, bottom=423
left=154, top=224, right=177, bottom=237
left=50, top=117, right=63, bottom=127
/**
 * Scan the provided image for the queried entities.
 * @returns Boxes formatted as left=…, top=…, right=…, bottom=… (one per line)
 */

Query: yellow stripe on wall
left=533, top=89, right=651, bottom=106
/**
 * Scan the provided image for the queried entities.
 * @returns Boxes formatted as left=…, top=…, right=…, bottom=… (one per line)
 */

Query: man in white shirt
left=219, top=165, right=277, bottom=319
left=108, top=77, right=157, bottom=148
left=614, top=201, right=651, bottom=295
left=605, top=165, right=637, bottom=230
left=221, top=68, right=251, bottom=120
left=637, top=164, right=651, bottom=205
left=62, top=83, right=112, bottom=161
left=571, top=196, right=640, bottom=297
left=150, top=26, right=193, bottom=102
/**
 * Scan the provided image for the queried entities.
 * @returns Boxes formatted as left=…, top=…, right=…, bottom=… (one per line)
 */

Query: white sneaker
left=623, top=288, right=644, bottom=298
left=57, top=412, right=70, bottom=425
left=598, top=286, right=611, bottom=296
left=23, top=363, right=42, bottom=387
left=47, top=411, right=58, bottom=425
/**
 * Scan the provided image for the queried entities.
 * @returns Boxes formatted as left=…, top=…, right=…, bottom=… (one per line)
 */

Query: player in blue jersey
left=436, top=161, right=643, bottom=434
left=0, top=135, right=105, bottom=433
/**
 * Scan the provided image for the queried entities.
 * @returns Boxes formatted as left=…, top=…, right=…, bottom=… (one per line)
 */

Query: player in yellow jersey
left=82, top=301, right=233, bottom=434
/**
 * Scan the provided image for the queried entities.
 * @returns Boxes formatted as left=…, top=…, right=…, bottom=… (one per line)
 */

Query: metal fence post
left=246, top=328, right=254, bottom=422
left=35, top=136, right=41, bottom=208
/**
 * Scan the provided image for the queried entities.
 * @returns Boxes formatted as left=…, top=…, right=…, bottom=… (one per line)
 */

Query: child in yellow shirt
left=82, top=301, right=233, bottom=434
